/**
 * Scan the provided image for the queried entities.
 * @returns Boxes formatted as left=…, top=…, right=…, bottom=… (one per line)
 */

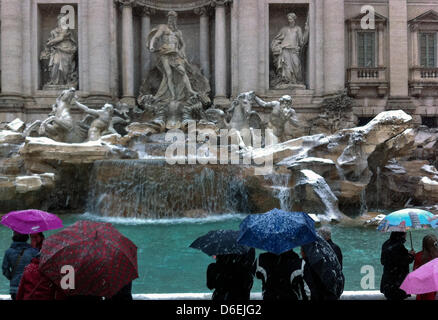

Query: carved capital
left=138, top=5, right=156, bottom=17
left=194, top=6, right=210, bottom=17
left=211, top=0, right=233, bottom=8
left=410, top=23, right=419, bottom=32
left=114, top=0, right=135, bottom=9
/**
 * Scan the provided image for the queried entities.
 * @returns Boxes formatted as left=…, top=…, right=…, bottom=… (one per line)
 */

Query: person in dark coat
left=207, top=248, right=256, bottom=301
left=256, top=249, right=309, bottom=300
left=318, top=226, right=343, bottom=269
left=2, top=232, right=39, bottom=300
left=380, top=231, right=415, bottom=300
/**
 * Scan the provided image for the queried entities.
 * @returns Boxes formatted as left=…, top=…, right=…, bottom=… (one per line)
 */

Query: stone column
left=323, top=0, right=345, bottom=95
left=88, top=0, right=112, bottom=104
left=388, top=0, right=409, bottom=97
left=195, top=7, right=211, bottom=79
left=213, top=0, right=230, bottom=104
left=0, top=0, right=23, bottom=103
left=140, top=7, right=154, bottom=85
left=119, top=0, right=135, bottom=104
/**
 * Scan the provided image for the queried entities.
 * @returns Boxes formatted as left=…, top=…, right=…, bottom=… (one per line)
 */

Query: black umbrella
left=190, top=230, right=251, bottom=256
left=302, top=234, right=344, bottom=298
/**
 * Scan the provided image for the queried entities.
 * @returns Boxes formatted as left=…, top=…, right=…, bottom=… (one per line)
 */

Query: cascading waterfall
left=264, top=173, right=292, bottom=211
left=86, top=160, right=250, bottom=218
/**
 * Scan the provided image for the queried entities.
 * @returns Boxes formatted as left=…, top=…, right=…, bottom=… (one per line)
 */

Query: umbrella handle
left=409, top=231, right=413, bottom=252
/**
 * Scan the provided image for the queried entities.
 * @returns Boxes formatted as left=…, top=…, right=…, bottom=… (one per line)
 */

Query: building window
left=421, top=116, right=438, bottom=128
left=357, top=32, right=376, bottom=67
left=420, top=32, right=437, bottom=67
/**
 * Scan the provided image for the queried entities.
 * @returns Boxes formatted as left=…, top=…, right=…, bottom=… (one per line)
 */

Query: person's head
left=389, top=231, right=407, bottom=243
left=167, top=11, right=178, bottom=29
left=287, top=13, right=297, bottom=26
left=30, top=232, right=45, bottom=250
left=318, top=226, right=332, bottom=242
left=421, top=234, right=438, bottom=264
left=12, top=231, right=29, bottom=243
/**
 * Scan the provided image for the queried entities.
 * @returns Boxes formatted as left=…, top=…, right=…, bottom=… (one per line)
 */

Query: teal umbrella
left=377, top=208, right=438, bottom=250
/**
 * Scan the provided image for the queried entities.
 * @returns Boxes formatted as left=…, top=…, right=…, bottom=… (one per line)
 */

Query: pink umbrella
left=400, top=258, right=438, bottom=295
left=1, top=209, right=63, bottom=234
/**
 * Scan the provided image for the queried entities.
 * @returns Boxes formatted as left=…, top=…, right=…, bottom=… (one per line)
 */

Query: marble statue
left=254, top=94, right=299, bottom=141
left=74, top=101, right=117, bottom=141
left=40, top=12, right=78, bottom=88
left=271, top=12, right=309, bottom=89
left=147, top=10, right=210, bottom=104
left=22, top=88, right=82, bottom=142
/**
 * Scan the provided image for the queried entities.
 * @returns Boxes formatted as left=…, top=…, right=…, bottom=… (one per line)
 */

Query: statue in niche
left=147, top=10, right=210, bottom=104
left=40, top=12, right=78, bottom=89
left=271, top=12, right=309, bottom=89
left=254, top=95, right=299, bottom=141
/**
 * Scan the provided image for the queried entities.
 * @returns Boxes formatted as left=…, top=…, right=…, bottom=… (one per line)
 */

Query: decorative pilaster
left=410, top=24, right=419, bottom=67
left=195, top=6, right=211, bottom=79
left=212, top=0, right=232, bottom=104
left=0, top=0, right=23, bottom=105
left=378, top=24, right=385, bottom=67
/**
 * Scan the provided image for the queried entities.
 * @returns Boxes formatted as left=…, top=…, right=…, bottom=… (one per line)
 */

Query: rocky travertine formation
left=246, top=110, right=416, bottom=218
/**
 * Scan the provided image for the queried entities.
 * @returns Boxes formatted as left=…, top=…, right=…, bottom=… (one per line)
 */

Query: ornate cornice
left=194, top=6, right=211, bottom=17
left=134, top=0, right=230, bottom=11
left=210, top=0, right=233, bottom=7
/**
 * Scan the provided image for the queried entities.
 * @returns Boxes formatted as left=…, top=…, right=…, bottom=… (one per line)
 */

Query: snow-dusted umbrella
left=190, top=230, right=252, bottom=256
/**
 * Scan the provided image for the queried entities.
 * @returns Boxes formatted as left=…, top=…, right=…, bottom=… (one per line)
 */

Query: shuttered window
left=357, top=32, right=376, bottom=67
left=420, top=33, right=437, bottom=68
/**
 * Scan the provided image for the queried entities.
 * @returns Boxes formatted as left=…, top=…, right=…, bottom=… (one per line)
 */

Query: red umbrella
left=39, top=220, right=138, bottom=298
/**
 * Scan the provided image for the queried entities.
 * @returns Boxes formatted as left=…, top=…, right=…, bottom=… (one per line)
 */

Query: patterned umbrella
left=377, top=208, right=438, bottom=250
left=1, top=209, right=63, bottom=234
left=189, top=230, right=251, bottom=256
left=237, top=209, right=317, bottom=255
left=39, top=220, right=138, bottom=298
left=377, top=208, right=438, bottom=232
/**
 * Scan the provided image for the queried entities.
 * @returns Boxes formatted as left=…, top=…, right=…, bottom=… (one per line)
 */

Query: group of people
left=2, top=231, right=132, bottom=300
left=380, top=232, right=438, bottom=300
left=207, top=226, right=344, bottom=301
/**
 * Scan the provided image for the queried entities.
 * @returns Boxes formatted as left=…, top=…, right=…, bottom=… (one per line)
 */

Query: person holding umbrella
left=2, top=232, right=39, bottom=300
left=380, top=232, right=415, bottom=300
left=412, top=234, right=438, bottom=300
left=190, top=230, right=256, bottom=301
left=1, top=209, right=64, bottom=300
left=256, top=249, right=309, bottom=300
left=237, top=209, right=319, bottom=301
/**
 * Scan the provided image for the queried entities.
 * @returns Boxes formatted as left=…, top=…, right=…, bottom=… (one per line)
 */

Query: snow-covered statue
left=74, top=101, right=117, bottom=141
left=254, top=94, right=299, bottom=141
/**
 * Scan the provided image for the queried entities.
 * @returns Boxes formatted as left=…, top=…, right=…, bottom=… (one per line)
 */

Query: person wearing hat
left=2, top=231, right=39, bottom=300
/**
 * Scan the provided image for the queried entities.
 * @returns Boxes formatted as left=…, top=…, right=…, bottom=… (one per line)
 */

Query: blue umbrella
left=237, top=209, right=317, bottom=255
